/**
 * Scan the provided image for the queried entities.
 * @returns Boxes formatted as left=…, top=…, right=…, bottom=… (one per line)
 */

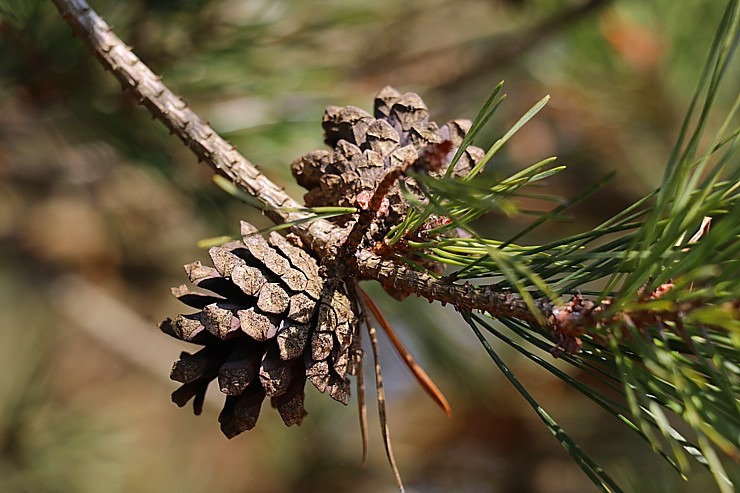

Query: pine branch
left=49, top=0, right=553, bottom=324
left=51, top=0, right=737, bottom=355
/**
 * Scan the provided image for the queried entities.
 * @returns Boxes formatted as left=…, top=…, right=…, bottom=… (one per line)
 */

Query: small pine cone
left=161, top=221, right=360, bottom=438
left=291, top=86, right=485, bottom=227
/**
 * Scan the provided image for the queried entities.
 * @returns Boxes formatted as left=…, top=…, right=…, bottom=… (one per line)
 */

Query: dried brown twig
left=55, top=0, right=717, bottom=397
left=50, top=0, right=564, bottom=329
left=50, top=0, right=729, bottom=369
left=54, top=0, right=677, bottom=379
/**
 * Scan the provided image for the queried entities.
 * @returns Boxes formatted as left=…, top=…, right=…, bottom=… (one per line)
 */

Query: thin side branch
left=355, top=250, right=543, bottom=322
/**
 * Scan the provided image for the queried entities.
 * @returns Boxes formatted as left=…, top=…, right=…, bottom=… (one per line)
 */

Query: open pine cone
left=291, top=85, right=485, bottom=229
left=160, top=221, right=360, bottom=437
left=162, top=87, right=483, bottom=436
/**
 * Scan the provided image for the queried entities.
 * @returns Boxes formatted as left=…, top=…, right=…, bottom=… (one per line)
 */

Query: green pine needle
left=465, top=312, right=625, bottom=493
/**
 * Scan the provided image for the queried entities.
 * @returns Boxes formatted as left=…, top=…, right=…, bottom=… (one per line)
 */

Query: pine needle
left=357, top=291, right=405, bottom=493
left=360, top=288, right=453, bottom=417
left=464, top=312, right=625, bottom=493
left=356, top=353, right=369, bottom=467
left=349, top=284, right=370, bottom=466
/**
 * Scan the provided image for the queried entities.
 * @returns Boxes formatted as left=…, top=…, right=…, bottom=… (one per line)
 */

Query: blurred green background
left=0, top=0, right=733, bottom=492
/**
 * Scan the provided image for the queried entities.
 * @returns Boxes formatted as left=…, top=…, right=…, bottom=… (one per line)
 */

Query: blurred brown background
left=0, top=0, right=732, bottom=492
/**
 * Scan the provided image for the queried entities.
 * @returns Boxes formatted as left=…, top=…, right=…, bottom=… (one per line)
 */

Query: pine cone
left=160, top=221, right=360, bottom=438
left=291, top=86, right=485, bottom=227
